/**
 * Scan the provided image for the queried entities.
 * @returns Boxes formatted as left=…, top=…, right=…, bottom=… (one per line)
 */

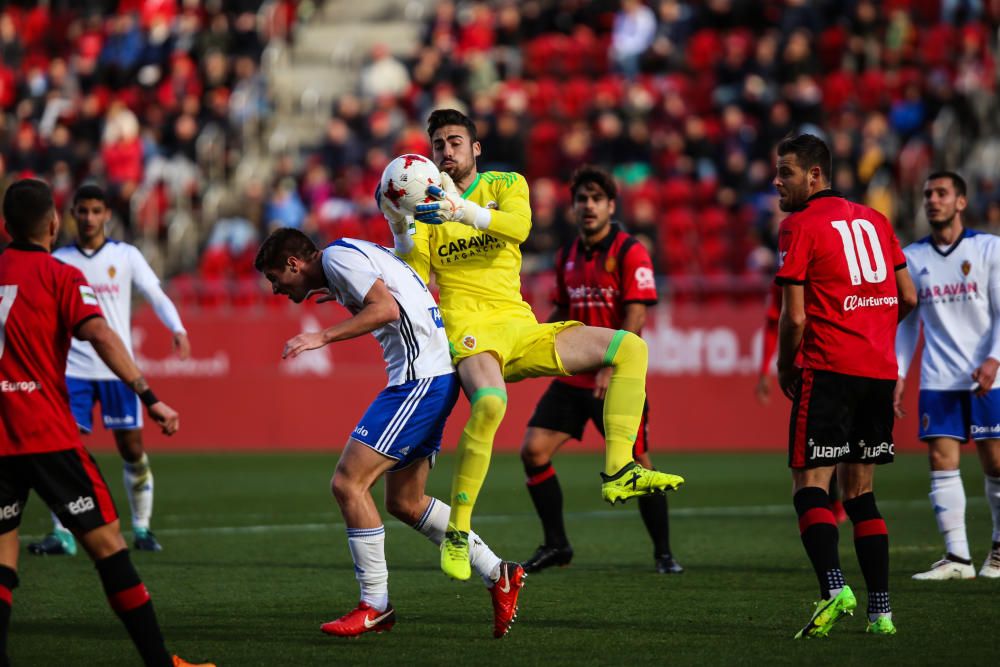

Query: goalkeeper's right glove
left=375, top=183, right=415, bottom=253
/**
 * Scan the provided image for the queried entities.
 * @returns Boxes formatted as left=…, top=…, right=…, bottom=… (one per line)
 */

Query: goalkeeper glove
left=414, top=172, right=492, bottom=230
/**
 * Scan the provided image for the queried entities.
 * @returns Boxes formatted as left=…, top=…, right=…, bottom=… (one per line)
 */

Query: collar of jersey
left=75, top=239, right=110, bottom=258
left=787, top=188, right=844, bottom=212
left=461, top=173, right=481, bottom=199
left=923, top=227, right=974, bottom=257
left=579, top=225, right=620, bottom=255
left=7, top=240, right=48, bottom=252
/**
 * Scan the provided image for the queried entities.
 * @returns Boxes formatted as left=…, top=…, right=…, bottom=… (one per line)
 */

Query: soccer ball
left=379, top=154, right=441, bottom=215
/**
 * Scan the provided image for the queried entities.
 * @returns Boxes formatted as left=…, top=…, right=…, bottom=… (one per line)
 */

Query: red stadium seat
left=661, top=179, right=695, bottom=208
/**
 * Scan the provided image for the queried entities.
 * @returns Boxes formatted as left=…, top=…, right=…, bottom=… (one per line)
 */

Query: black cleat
left=655, top=553, right=684, bottom=574
left=521, top=544, right=573, bottom=573
left=134, top=529, right=163, bottom=552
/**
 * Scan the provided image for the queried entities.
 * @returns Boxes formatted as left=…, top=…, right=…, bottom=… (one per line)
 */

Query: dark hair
left=776, top=134, right=832, bottom=182
left=73, top=183, right=109, bottom=206
left=3, top=178, right=54, bottom=240
left=926, top=170, right=967, bottom=198
left=569, top=165, right=617, bottom=201
left=253, top=228, right=318, bottom=272
left=427, top=108, right=478, bottom=143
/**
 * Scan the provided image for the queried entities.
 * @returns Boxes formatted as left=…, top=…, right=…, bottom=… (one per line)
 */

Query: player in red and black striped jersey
left=519, top=165, right=682, bottom=574
left=0, top=179, right=210, bottom=667
left=773, top=136, right=916, bottom=638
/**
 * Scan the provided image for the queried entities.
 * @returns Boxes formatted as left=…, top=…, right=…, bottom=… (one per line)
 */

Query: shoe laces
left=442, top=531, right=467, bottom=556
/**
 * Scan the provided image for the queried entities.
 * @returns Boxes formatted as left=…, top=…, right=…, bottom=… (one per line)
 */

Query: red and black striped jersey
left=552, top=226, right=657, bottom=388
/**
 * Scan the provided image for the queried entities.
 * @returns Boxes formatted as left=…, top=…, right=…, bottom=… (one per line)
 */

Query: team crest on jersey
left=922, top=413, right=930, bottom=431
left=108, top=265, right=116, bottom=279
left=462, top=335, right=477, bottom=350
left=962, top=260, right=972, bottom=277
left=605, top=256, right=617, bottom=273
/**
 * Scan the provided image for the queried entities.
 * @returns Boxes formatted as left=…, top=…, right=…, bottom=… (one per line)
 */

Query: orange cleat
left=321, top=602, right=396, bottom=637
left=490, top=561, right=525, bottom=638
left=173, top=656, right=215, bottom=667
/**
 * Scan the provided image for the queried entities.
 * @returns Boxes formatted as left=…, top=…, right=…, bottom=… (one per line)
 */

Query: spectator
left=610, top=0, right=657, bottom=78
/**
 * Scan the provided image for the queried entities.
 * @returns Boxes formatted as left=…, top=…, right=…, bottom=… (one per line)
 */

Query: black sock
left=96, top=550, right=171, bottom=667
left=524, top=462, right=568, bottom=547
left=638, top=493, right=671, bottom=556
left=793, top=487, right=843, bottom=599
left=843, top=492, right=891, bottom=615
left=0, top=566, right=18, bottom=667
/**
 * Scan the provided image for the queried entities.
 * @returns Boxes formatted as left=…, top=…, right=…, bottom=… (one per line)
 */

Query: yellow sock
left=449, top=387, right=507, bottom=533
left=603, top=330, right=648, bottom=475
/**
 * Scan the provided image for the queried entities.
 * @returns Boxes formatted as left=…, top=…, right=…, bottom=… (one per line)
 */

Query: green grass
left=10, top=452, right=999, bottom=666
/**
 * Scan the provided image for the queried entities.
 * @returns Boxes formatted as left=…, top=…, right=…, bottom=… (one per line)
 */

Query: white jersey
left=896, top=229, right=1000, bottom=390
left=321, top=239, right=453, bottom=386
left=54, top=240, right=186, bottom=380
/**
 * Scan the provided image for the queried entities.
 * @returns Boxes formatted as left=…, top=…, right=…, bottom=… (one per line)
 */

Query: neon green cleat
left=866, top=615, right=897, bottom=635
left=600, top=462, right=684, bottom=505
left=440, top=525, right=472, bottom=581
left=794, top=586, right=857, bottom=639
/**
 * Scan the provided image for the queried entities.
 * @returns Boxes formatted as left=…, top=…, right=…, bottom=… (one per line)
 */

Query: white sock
left=413, top=498, right=502, bottom=586
left=123, top=453, right=154, bottom=531
left=930, top=470, right=970, bottom=560
left=51, top=513, right=69, bottom=534
left=346, top=526, right=389, bottom=610
left=985, top=475, right=1000, bottom=543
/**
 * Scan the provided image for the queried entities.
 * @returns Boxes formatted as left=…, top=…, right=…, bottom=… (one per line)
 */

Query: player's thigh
left=918, top=389, right=970, bottom=444
left=0, top=456, right=30, bottom=567
left=0, top=528, right=18, bottom=571
left=522, top=381, right=588, bottom=463
left=29, top=448, right=120, bottom=537
left=974, top=438, right=1000, bottom=477
left=554, top=325, right=616, bottom=375
left=77, top=521, right=127, bottom=560
left=96, top=379, right=143, bottom=432
left=334, top=438, right=399, bottom=494
left=845, top=377, right=896, bottom=466
left=970, top=388, right=1000, bottom=474
left=787, top=369, right=852, bottom=469
left=502, top=320, right=583, bottom=382
left=66, top=377, right=98, bottom=434
left=835, top=462, right=876, bottom=500
left=457, top=351, right=506, bottom=397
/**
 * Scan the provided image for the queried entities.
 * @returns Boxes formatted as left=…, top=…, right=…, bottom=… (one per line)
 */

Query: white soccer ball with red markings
left=379, top=154, right=441, bottom=215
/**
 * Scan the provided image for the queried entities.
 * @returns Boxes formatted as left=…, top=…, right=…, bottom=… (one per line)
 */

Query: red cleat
left=490, top=561, right=525, bottom=638
left=320, top=602, right=396, bottom=637
left=832, top=500, right=848, bottom=524
left=173, top=657, right=215, bottom=667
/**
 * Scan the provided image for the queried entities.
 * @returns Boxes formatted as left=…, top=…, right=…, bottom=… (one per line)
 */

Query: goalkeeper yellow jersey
left=398, top=170, right=535, bottom=322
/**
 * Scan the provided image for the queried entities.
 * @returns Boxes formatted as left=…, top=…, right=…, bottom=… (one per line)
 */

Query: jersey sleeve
left=552, top=246, right=568, bottom=307
left=483, top=172, right=531, bottom=245
left=128, top=245, right=186, bottom=333
left=774, top=216, right=811, bottom=285
left=397, top=221, right=432, bottom=285
left=324, top=246, right=383, bottom=305
left=620, top=240, right=658, bottom=304
left=59, top=264, right=104, bottom=335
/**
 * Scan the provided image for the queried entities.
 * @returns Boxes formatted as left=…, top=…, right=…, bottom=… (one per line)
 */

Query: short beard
left=928, top=212, right=956, bottom=229
left=446, top=161, right=475, bottom=186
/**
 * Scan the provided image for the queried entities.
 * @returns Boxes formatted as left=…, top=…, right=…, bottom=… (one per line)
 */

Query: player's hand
left=972, top=357, right=999, bottom=397
left=778, top=365, right=801, bottom=401
left=375, top=182, right=414, bottom=237
left=148, top=401, right=179, bottom=435
left=592, top=366, right=613, bottom=400
left=283, top=331, right=327, bottom=359
left=415, top=172, right=489, bottom=228
left=172, top=331, right=191, bottom=360
left=754, top=374, right=771, bottom=405
left=893, top=376, right=906, bottom=417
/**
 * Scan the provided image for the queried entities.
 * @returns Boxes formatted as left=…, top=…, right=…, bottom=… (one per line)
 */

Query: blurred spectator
left=264, top=177, right=307, bottom=232
left=360, top=44, right=411, bottom=99
left=610, top=0, right=657, bottom=78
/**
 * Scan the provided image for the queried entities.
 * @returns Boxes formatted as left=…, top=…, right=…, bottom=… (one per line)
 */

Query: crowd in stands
left=2, top=1, right=999, bottom=301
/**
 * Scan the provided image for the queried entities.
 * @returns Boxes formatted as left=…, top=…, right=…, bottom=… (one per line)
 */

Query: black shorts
left=788, top=369, right=896, bottom=469
left=0, top=448, right=119, bottom=535
left=527, top=380, right=649, bottom=457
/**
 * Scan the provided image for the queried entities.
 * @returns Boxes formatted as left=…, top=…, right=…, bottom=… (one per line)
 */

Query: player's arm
left=756, top=311, right=779, bottom=405
left=378, top=184, right=432, bottom=283
left=894, top=303, right=921, bottom=417
left=972, top=239, right=1000, bottom=396
left=777, top=283, right=806, bottom=400
left=282, top=279, right=399, bottom=359
left=129, top=246, right=190, bottom=359
left=895, top=265, right=917, bottom=322
left=416, top=172, right=531, bottom=245
left=76, top=316, right=179, bottom=435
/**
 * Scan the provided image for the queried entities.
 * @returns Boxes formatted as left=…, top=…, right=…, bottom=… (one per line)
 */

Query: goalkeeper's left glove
left=414, top=172, right=492, bottom=230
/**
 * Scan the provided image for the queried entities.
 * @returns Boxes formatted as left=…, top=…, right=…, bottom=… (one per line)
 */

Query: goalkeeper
left=378, top=108, right=684, bottom=581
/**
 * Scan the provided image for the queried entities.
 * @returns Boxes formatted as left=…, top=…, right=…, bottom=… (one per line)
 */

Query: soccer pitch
left=10, top=452, right=998, bottom=665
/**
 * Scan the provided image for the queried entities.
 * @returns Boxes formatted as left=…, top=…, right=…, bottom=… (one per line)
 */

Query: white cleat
left=979, top=547, right=1000, bottom=579
left=912, top=556, right=976, bottom=580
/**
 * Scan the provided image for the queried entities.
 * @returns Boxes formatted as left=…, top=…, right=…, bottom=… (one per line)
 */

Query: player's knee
left=607, top=331, right=647, bottom=368
left=520, top=439, right=550, bottom=468
left=384, top=495, right=420, bottom=524
left=470, top=390, right=507, bottom=428
left=329, top=470, right=361, bottom=504
left=928, top=446, right=959, bottom=471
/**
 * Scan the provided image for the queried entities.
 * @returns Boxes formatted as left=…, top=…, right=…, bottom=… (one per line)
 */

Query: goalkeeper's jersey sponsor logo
left=436, top=232, right=506, bottom=263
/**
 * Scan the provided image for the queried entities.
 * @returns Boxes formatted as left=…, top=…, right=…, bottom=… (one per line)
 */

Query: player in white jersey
left=28, top=185, right=190, bottom=557
left=895, top=171, right=1000, bottom=580
left=253, top=228, right=525, bottom=638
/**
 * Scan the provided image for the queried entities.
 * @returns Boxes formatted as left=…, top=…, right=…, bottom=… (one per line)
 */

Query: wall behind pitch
left=85, top=299, right=922, bottom=453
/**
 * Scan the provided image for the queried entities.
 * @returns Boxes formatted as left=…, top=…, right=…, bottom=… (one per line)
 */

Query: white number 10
left=830, top=219, right=887, bottom=285
left=0, top=285, right=17, bottom=360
